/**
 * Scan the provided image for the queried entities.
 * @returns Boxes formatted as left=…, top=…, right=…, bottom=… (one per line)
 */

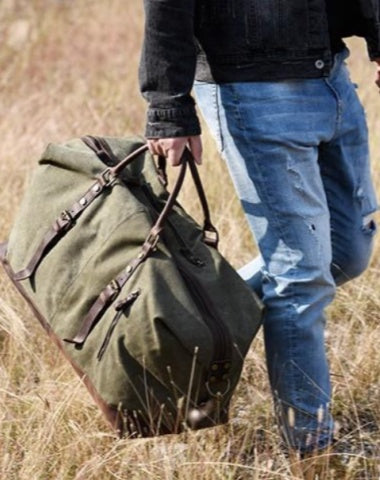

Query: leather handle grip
left=83, top=137, right=219, bottom=248
left=150, top=149, right=219, bottom=248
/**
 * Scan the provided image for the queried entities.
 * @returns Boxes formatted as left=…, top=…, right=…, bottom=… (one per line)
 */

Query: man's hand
left=374, top=58, right=380, bottom=90
left=147, top=136, right=202, bottom=167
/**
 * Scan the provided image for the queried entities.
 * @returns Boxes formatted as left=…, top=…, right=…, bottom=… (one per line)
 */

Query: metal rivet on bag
left=126, top=265, right=133, bottom=274
left=224, top=362, right=231, bottom=370
left=315, top=59, right=325, bottom=69
left=138, top=252, right=144, bottom=259
left=211, top=364, right=218, bottom=371
left=79, top=197, right=87, bottom=206
left=209, top=375, right=216, bottom=383
left=92, top=183, right=101, bottom=193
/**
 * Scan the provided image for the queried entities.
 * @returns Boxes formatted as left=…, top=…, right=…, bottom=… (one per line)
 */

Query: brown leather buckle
left=54, top=210, right=74, bottom=232
left=202, top=228, right=219, bottom=248
left=109, top=279, right=121, bottom=301
left=145, top=232, right=160, bottom=251
left=98, top=168, right=116, bottom=188
left=61, top=209, right=73, bottom=222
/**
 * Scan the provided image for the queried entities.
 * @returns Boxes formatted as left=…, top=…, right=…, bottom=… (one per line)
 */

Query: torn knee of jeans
left=361, top=214, right=377, bottom=236
left=356, top=185, right=378, bottom=235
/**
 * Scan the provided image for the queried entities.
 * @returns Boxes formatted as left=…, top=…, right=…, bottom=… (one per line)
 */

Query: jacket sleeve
left=139, top=0, right=201, bottom=139
left=359, top=0, right=380, bottom=59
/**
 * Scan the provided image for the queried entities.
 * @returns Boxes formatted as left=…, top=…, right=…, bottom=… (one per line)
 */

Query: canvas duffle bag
left=0, top=135, right=262, bottom=437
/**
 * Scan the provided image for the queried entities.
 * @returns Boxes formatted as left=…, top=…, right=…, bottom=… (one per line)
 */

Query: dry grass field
left=0, top=1, right=379, bottom=479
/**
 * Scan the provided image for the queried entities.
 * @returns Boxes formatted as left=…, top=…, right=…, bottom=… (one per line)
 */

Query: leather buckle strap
left=64, top=247, right=150, bottom=346
left=82, top=135, right=119, bottom=167
left=202, top=222, right=219, bottom=249
left=13, top=142, right=150, bottom=282
left=98, top=168, right=116, bottom=188
left=13, top=177, right=108, bottom=281
left=63, top=280, right=121, bottom=346
left=54, top=210, right=74, bottom=233
left=142, top=231, right=160, bottom=253
left=83, top=137, right=219, bottom=250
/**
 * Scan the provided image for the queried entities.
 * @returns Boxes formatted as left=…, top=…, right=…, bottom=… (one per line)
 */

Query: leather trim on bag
left=0, top=249, right=125, bottom=436
left=13, top=144, right=149, bottom=282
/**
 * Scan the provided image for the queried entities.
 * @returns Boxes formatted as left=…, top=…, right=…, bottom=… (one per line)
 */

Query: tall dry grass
left=0, top=1, right=379, bottom=479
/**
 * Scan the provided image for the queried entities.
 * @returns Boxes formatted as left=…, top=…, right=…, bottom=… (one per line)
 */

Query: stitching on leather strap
left=63, top=248, right=151, bottom=346
left=13, top=178, right=108, bottom=281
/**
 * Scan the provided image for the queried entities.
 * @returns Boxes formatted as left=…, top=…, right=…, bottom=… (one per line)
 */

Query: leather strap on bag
left=11, top=137, right=219, bottom=346
left=65, top=143, right=221, bottom=347
left=83, top=136, right=218, bottom=247
left=13, top=143, right=149, bottom=281
left=63, top=156, right=189, bottom=346
left=154, top=150, right=219, bottom=248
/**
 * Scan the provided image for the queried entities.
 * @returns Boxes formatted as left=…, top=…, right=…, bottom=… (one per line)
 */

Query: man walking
left=139, top=1, right=380, bottom=476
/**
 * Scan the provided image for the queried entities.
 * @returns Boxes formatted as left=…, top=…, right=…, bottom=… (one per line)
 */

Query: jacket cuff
left=366, top=26, right=380, bottom=60
left=369, top=50, right=380, bottom=61
left=145, top=105, right=201, bottom=138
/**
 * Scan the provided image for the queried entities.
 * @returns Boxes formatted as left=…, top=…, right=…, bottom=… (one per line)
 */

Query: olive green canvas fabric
left=1, top=136, right=263, bottom=437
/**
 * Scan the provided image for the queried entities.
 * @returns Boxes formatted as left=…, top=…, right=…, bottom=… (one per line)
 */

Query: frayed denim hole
left=356, top=184, right=378, bottom=236
left=361, top=217, right=377, bottom=236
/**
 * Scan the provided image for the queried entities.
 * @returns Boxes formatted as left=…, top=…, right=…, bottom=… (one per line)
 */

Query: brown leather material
left=13, top=177, right=113, bottom=281
left=64, top=250, right=149, bottom=346
left=146, top=157, right=187, bottom=240
left=13, top=144, right=150, bottom=282
left=0, top=250, right=124, bottom=436
left=62, top=155, right=207, bottom=347
left=1, top=250, right=229, bottom=438
left=186, top=151, right=219, bottom=248
left=97, top=290, right=141, bottom=361
left=157, top=155, right=168, bottom=186
left=85, top=137, right=219, bottom=249
left=82, top=135, right=119, bottom=166
left=122, top=399, right=229, bottom=438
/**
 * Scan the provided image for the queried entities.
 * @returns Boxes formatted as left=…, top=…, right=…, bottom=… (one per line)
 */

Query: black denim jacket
left=139, top=0, right=380, bottom=138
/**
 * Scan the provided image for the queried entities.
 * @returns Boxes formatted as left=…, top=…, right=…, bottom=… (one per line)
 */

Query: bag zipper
left=176, top=264, right=233, bottom=388
left=97, top=289, right=141, bottom=361
left=138, top=182, right=233, bottom=391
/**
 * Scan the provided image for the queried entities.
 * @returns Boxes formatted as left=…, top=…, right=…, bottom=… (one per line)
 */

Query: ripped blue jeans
left=194, top=49, right=377, bottom=452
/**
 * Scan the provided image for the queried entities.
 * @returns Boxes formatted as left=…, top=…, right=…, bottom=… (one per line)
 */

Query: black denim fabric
left=139, top=0, right=380, bottom=138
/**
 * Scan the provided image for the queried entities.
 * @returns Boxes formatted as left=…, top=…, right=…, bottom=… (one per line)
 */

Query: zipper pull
left=115, top=289, right=141, bottom=311
left=97, top=289, right=141, bottom=361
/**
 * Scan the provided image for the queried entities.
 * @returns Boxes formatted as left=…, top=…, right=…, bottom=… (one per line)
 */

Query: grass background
left=0, top=1, right=379, bottom=478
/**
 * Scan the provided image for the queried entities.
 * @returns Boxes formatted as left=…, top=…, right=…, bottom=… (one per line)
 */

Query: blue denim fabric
left=194, top=49, right=377, bottom=452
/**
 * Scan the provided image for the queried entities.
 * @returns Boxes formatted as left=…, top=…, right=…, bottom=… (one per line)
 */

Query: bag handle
left=146, top=149, right=219, bottom=249
left=13, top=138, right=218, bottom=282
left=152, top=151, right=219, bottom=248
left=83, top=136, right=219, bottom=249
left=64, top=147, right=217, bottom=347
left=13, top=142, right=150, bottom=281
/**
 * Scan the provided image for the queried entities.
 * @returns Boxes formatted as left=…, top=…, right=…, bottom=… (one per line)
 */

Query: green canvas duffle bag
left=0, top=135, right=263, bottom=437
